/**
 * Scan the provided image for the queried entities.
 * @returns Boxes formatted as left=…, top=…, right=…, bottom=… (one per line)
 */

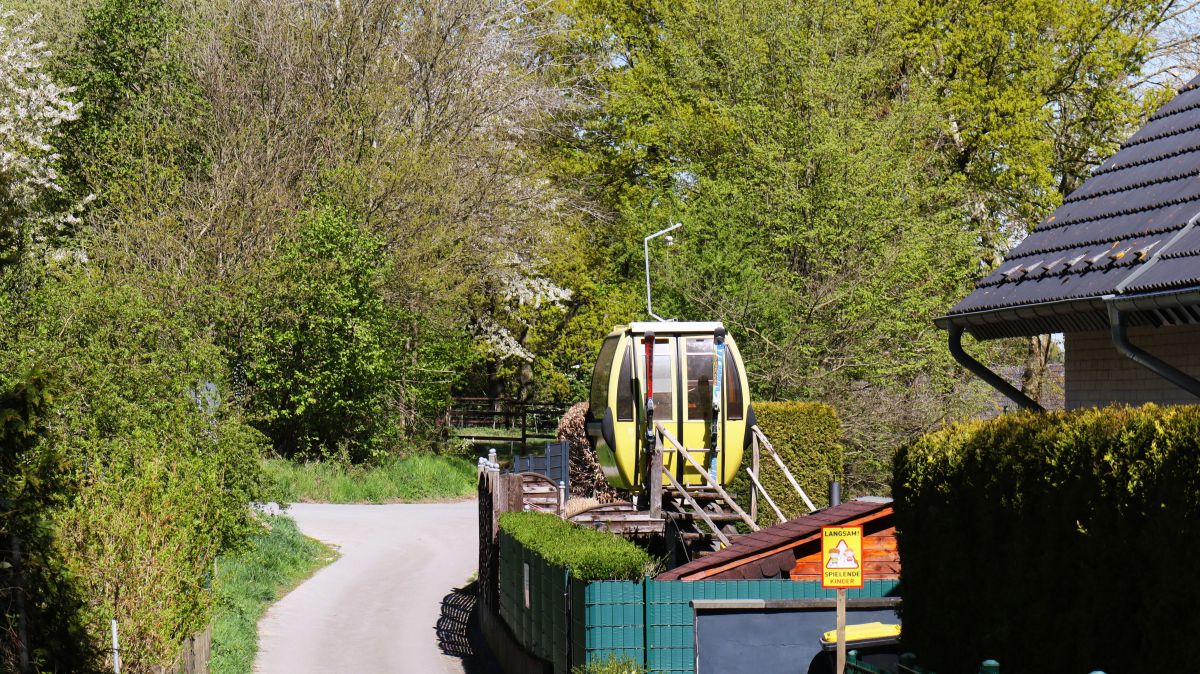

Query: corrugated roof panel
left=949, top=267, right=1130, bottom=315
left=1092, top=127, right=1200, bottom=175
left=1160, top=225, right=1200, bottom=257
left=994, top=234, right=1168, bottom=271
left=1068, top=152, right=1200, bottom=201
left=974, top=236, right=1164, bottom=288
left=1121, top=104, right=1200, bottom=148
left=945, top=78, right=1200, bottom=325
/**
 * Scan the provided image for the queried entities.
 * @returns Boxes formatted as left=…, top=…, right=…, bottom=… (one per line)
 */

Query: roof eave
left=936, top=296, right=1109, bottom=339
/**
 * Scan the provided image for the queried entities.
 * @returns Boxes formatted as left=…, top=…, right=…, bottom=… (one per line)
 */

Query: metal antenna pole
left=644, top=222, right=682, bottom=321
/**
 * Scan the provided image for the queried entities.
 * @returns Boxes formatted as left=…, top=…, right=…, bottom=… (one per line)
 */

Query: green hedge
left=734, top=401, right=843, bottom=524
left=893, top=405, right=1200, bottom=674
left=498, top=512, right=653, bottom=581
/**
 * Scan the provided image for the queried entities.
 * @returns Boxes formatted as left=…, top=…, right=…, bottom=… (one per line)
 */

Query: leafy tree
left=542, top=0, right=987, bottom=489
left=239, top=206, right=400, bottom=461
left=904, top=0, right=1178, bottom=400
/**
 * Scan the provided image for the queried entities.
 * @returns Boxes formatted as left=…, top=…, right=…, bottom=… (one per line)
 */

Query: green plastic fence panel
left=579, top=580, right=646, bottom=668
left=646, top=579, right=900, bottom=673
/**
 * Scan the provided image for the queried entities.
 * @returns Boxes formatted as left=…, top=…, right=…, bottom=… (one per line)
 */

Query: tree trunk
left=1020, top=334, right=1053, bottom=404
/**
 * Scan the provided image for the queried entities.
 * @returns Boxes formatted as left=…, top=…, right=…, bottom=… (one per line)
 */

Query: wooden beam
left=745, top=467, right=787, bottom=524
left=663, top=470, right=730, bottom=547
left=657, top=423, right=759, bottom=531
left=753, top=425, right=817, bottom=512
left=751, top=433, right=760, bottom=522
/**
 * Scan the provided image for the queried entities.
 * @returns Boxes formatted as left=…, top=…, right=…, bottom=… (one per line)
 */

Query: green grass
left=264, top=453, right=478, bottom=504
left=210, top=515, right=336, bottom=674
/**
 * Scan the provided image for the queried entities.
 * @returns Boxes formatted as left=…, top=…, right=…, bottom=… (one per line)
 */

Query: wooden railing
left=643, top=421, right=818, bottom=540
left=447, top=398, right=567, bottom=452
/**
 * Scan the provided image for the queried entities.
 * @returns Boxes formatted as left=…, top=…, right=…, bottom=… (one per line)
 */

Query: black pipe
left=947, top=323, right=1044, bottom=412
left=829, top=481, right=841, bottom=507
left=1107, top=304, right=1200, bottom=399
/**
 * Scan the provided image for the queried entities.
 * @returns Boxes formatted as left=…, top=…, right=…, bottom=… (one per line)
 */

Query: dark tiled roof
left=944, top=76, right=1200, bottom=336
left=656, top=499, right=891, bottom=581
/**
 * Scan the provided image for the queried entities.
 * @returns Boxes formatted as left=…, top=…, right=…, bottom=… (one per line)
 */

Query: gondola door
left=680, top=335, right=717, bottom=485
left=638, top=333, right=716, bottom=487
left=638, top=333, right=679, bottom=486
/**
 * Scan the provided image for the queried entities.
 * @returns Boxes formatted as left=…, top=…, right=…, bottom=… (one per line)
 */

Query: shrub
left=239, top=206, right=401, bottom=461
left=733, top=401, right=843, bottom=524
left=2, top=270, right=271, bottom=672
left=893, top=405, right=1200, bottom=674
left=498, top=512, right=653, bottom=581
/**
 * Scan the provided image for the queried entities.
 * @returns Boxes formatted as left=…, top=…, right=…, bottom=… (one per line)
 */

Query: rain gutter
left=947, top=323, right=1045, bottom=412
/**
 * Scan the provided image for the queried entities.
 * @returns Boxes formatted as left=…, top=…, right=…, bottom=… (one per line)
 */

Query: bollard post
left=557, top=481, right=566, bottom=517
left=980, top=659, right=1000, bottom=674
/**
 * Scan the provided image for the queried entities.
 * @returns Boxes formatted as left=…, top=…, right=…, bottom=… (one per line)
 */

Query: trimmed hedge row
left=893, top=405, right=1200, bottom=674
left=498, top=511, right=653, bottom=581
left=733, top=401, right=843, bottom=524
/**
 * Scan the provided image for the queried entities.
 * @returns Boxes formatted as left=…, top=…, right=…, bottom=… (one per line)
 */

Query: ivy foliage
left=498, top=511, right=654, bottom=581
left=893, top=405, right=1200, bottom=674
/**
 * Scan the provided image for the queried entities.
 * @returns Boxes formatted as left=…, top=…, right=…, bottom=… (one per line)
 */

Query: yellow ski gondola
left=585, top=321, right=753, bottom=490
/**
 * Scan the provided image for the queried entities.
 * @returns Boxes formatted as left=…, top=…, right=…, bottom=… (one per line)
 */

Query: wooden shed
left=658, top=498, right=898, bottom=582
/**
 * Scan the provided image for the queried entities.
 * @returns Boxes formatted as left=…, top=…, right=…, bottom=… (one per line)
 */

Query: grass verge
left=264, top=453, right=477, bottom=503
left=210, top=515, right=336, bottom=674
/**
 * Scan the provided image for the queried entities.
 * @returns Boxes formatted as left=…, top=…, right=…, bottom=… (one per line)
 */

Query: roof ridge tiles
left=1092, top=142, right=1200, bottom=177
left=1064, top=166, right=1200, bottom=204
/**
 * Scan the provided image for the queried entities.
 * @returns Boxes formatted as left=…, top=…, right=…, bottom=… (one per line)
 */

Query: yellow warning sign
left=821, top=526, right=864, bottom=589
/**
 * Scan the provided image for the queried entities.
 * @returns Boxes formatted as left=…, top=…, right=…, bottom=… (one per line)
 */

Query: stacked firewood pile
left=556, top=402, right=621, bottom=503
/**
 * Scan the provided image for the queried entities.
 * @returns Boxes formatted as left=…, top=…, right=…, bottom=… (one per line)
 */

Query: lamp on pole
left=644, top=222, right=682, bottom=321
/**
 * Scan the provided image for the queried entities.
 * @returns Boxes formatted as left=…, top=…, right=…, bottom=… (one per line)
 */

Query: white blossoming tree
left=478, top=259, right=573, bottom=365
left=0, top=7, right=81, bottom=266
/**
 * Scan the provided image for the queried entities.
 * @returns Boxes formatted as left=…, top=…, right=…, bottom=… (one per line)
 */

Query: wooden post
left=649, top=430, right=663, bottom=519
left=750, top=433, right=760, bottom=522
left=836, top=589, right=846, bottom=674
left=520, top=403, right=528, bottom=453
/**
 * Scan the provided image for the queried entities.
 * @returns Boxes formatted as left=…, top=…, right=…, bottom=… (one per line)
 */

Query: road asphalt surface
left=255, top=501, right=489, bottom=673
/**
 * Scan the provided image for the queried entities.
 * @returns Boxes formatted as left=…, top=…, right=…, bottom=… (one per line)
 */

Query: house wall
left=1065, top=325, right=1200, bottom=409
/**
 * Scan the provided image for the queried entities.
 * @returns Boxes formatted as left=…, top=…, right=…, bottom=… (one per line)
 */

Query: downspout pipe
left=1106, top=301, right=1200, bottom=399
left=948, top=323, right=1045, bottom=412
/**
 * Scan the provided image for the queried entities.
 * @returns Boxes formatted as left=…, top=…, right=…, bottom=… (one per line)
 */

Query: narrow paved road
left=255, top=501, right=480, bottom=673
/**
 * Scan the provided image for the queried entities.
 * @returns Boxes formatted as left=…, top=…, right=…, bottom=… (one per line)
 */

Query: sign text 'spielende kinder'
left=821, top=526, right=864, bottom=589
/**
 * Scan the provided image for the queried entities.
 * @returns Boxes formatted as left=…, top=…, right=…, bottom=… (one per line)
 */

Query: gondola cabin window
left=686, top=337, right=714, bottom=422
left=650, top=338, right=674, bottom=418
left=591, top=336, right=619, bottom=414
left=616, top=347, right=634, bottom=421
left=725, top=348, right=743, bottom=420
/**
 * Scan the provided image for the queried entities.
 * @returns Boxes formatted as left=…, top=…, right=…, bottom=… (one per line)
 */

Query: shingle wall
left=1065, top=325, right=1200, bottom=408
